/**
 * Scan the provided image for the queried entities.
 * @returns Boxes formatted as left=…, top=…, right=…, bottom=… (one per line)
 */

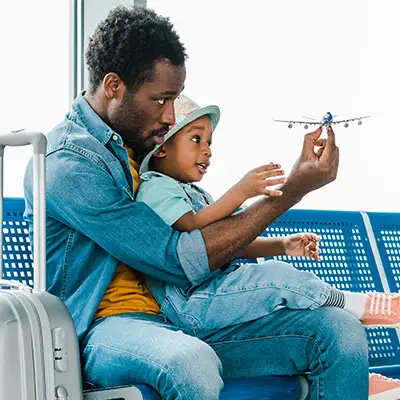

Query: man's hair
left=85, top=6, right=187, bottom=91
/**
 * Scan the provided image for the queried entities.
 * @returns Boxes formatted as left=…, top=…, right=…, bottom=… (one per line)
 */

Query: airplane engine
left=344, top=122, right=349, bottom=128
left=358, top=120, right=362, bottom=125
left=288, top=123, right=293, bottom=128
left=304, top=124, right=309, bottom=129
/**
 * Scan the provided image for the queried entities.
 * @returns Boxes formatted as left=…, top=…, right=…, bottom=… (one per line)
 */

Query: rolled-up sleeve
left=177, top=230, right=210, bottom=286
left=45, top=149, right=212, bottom=287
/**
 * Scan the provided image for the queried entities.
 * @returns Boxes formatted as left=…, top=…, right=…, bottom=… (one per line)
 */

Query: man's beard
left=109, top=95, right=169, bottom=159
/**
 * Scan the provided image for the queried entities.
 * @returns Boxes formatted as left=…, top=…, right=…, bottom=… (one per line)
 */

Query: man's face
left=108, top=59, right=186, bottom=157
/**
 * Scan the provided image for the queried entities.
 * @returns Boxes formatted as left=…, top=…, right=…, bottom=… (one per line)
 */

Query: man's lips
left=152, top=128, right=169, bottom=145
left=153, top=135, right=165, bottom=144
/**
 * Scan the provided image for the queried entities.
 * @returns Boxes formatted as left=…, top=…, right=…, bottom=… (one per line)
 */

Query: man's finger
left=302, top=127, right=322, bottom=155
left=314, top=138, right=327, bottom=147
left=319, top=127, right=339, bottom=162
left=325, top=126, right=336, bottom=149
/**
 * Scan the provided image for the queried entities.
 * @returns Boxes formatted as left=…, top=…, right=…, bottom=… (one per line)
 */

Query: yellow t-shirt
left=95, top=146, right=160, bottom=319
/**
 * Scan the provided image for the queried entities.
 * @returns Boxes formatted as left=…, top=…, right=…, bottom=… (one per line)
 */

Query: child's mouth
left=196, top=163, right=209, bottom=174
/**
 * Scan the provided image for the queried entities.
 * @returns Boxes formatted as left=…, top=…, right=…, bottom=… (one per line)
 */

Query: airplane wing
left=331, top=116, right=371, bottom=125
left=273, top=119, right=321, bottom=125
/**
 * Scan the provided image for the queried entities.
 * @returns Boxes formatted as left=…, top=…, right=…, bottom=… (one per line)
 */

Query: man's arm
left=202, top=127, right=339, bottom=270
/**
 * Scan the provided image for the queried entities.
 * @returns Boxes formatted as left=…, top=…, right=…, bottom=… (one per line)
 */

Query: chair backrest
left=2, top=198, right=33, bottom=287
left=2, top=200, right=399, bottom=369
left=366, top=212, right=400, bottom=293
left=260, top=209, right=400, bottom=368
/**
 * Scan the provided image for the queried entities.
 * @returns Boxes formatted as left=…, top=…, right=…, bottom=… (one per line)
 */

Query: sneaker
left=369, top=373, right=400, bottom=400
left=361, top=293, right=400, bottom=328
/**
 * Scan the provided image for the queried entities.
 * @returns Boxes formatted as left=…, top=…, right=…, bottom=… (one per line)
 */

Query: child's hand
left=236, top=164, right=286, bottom=200
left=282, top=233, right=321, bottom=261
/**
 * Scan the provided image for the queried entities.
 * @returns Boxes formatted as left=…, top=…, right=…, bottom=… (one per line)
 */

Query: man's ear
left=103, top=72, right=124, bottom=100
left=153, top=146, right=167, bottom=158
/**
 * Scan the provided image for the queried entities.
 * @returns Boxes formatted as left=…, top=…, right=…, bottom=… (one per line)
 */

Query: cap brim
left=139, top=104, right=220, bottom=175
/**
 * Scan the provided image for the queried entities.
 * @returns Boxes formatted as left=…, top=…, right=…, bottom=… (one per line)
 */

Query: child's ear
left=153, top=145, right=166, bottom=159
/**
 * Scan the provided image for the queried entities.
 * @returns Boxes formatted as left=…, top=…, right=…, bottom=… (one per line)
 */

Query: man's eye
left=156, top=99, right=166, bottom=105
left=191, top=136, right=200, bottom=143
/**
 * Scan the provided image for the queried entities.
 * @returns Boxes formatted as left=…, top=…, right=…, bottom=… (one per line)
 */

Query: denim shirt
left=23, top=94, right=211, bottom=342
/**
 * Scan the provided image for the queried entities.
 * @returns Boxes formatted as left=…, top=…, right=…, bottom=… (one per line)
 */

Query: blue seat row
left=2, top=198, right=400, bottom=399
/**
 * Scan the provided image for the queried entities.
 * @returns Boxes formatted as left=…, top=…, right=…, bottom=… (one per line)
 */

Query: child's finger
left=253, top=164, right=282, bottom=173
left=263, top=188, right=283, bottom=196
left=301, top=233, right=321, bottom=242
left=263, top=177, right=287, bottom=187
left=258, top=169, right=286, bottom=178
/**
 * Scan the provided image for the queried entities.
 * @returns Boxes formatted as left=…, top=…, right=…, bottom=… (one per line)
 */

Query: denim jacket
left=23, top=94, right=210, bottom=342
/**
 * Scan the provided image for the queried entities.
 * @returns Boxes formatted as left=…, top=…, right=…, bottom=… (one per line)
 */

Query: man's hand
left=282, top=127, right=339, bottom=199
left=282, top=232, right=321, bottom=260
left=235, top=163, right=286, bottom=201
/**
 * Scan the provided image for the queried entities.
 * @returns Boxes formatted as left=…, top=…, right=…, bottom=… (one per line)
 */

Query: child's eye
left=156, top=98, right=166, bottom=105
left=191, top=135, right=201, bottom=143
left=207, top=140, right=212, bottom=146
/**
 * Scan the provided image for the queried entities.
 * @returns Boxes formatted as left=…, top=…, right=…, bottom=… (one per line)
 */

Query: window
left=0, top=0, right=69, bottom=196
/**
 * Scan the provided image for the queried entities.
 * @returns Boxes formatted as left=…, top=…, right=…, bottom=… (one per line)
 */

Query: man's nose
left=160, top=101, right=175, bottom=126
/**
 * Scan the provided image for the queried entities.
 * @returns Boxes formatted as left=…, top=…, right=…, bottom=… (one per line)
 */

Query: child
left=136, top=94, right=400, bottom=337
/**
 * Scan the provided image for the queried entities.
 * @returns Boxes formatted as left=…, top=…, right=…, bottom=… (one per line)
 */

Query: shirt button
left=112, top=134, right=118, bottom=141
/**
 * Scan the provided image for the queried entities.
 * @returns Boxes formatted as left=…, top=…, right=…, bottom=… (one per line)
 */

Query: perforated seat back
left=367, top=212, right=400, bottom=293
left=260, top=209, right=400, bottom=368
left=2, top=198, right=33, bottom=287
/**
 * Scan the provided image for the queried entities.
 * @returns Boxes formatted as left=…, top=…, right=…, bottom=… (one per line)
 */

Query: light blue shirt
left=136, top=171, right=214, bottom=226
left=23, top=94, right=211, bottom=342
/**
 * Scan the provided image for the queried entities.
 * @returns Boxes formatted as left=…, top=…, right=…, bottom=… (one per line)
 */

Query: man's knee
left=159, top=338, right=223, bottom=400
left=312, top=307, right=369, bottom=362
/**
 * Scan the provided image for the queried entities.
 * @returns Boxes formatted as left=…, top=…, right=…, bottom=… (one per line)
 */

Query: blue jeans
left=150, top=260, right=333, bottom=333
left=81, top=261, right=369, bottom=399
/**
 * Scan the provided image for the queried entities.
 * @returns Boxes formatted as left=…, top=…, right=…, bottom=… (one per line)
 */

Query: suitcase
left=0, top=131, right=83, bottom=400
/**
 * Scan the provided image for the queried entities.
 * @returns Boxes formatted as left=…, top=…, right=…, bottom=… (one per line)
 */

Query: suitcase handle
left=0, top=130, right=46, bottom=154
left=0, top=279, right=31, bottom=292
left=0, top=131, right=47, bottom=292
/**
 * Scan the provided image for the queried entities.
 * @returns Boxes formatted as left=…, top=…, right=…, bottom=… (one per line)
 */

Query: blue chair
left=365, top=211, right=400, bottom=293
left=2, top=198, right=303, bottom=400
left=259, top=209, right=400, bottom=376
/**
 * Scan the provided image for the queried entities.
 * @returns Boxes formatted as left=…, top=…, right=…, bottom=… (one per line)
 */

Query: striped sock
left=322, top=287, right=346, bottom=308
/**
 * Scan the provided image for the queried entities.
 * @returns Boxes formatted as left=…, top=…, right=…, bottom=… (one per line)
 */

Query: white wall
left=3, top=0, right=400, bottom=213
left=0, top=0, right=69, bottom=197
left=148, top=0, right=400, bottom=212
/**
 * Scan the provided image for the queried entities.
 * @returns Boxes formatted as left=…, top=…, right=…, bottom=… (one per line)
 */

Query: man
left=23, top=5, right=399, bottom=400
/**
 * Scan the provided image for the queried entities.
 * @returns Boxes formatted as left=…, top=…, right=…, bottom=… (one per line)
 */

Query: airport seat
left=258, top=209, right=400, bottom=377
left=3, top=198, right=400, bottom=397
left=365, top=211, right=400, bottom=293
left=2, top=198, right=303, bottom=400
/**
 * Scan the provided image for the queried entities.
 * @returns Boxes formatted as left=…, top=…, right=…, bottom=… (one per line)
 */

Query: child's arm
left=172, top=164, right=286, bottom=232
left=240, top=233, right=321, bottom=261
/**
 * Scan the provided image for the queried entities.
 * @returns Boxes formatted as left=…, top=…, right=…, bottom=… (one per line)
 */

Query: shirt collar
left=71, top=92, right=122, bottom=146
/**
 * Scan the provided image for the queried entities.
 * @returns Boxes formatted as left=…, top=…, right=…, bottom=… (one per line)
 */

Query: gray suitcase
left=0, top=131, right=83, bottom=400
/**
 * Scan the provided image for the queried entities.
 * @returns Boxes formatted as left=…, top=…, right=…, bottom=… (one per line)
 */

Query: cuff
left=177, top=229, right=211, bottom=286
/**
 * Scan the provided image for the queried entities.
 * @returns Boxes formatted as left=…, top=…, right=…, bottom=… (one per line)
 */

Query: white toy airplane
left=274, top=112, right=370, bottom=129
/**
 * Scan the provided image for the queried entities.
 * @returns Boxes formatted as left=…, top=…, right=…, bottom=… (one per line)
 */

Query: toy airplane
left=274, top=112, right=370, bottom=129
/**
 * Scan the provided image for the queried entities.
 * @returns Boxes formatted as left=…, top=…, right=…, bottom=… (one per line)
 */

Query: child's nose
left=202, top=145, right=212, bottom=157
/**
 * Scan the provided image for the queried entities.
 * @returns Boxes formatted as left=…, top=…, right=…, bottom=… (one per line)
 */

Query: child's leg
left=156, top=260, right=400, bottom=333
left=158, top=260, right=333, bottom=332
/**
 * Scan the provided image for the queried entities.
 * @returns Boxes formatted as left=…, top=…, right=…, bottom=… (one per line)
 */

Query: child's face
left=155, top=115, right=213, bottom=183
